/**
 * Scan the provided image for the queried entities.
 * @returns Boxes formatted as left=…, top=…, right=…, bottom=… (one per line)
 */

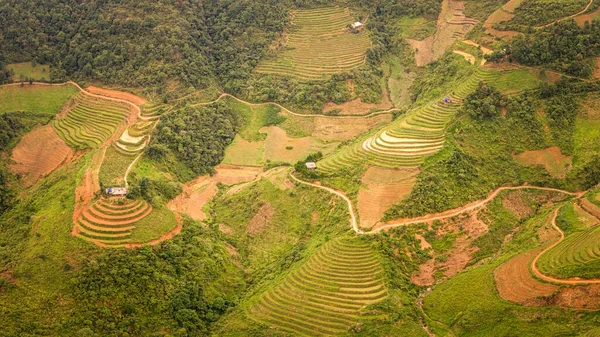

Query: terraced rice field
left=74, top=198, right=153, bottom=246
left=255, top=7, right=371, bottom=81
left=318, top=69, right=498, bottom=173
left=249, top=239, right=387, bottom=336
left=537, top=224, right=600, bottom=278
left=141, top=102, right=170, bottom=120
left=52, top=93, right=131, bottom=149
left=113, top=120, right=155, bottom=156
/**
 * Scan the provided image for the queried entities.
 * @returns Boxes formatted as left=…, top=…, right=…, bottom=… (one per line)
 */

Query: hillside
left=2, top=0, right=600, bottom=336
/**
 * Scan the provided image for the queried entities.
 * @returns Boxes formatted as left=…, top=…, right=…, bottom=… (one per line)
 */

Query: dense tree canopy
left=151, top=103, right=238, bottom=175
left=510, top=19, right=600, bottom=78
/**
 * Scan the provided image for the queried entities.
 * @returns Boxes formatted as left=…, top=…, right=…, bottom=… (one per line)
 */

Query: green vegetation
left=99, top=146, right=136, bottom=187
left=510, top=20, right=600, bottom=78
left=505, top=0, right=590, bottom=28
left=6, top=62, right=50, bottom=81
left=0, top=84, right=78, bottom=116
left=256, top=7, right=371, bottom=81
left=423, top=203, right=600, bottom=337
left=151, top=102, right=238, bottom=175
left=487, top=68, right=542, bottom=93
left=52, top=93, right=130, bottom=149
left=537, top=219, right=600, bottom=279
left=247, top=239, right=387, bottom=336
left=396, top=16, right=436, bottom=40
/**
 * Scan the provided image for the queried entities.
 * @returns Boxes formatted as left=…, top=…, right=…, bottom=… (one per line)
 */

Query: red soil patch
left=312, top=114, right=391, bottom=141
left=71, top=148, right=105, bottom=235
left=574, top=8, right=600, bottom=27
left=219, top=224, right=234, bottom=235
left=9, top=124, right=73, bottom=186
left=246, top=203, right=275, bottom=236
left=495, top=249, right=560, bottom=305
left=580, top=199, right=600, bottom=220
left=86, top=86, right=147, bottom=107
left=513, top=146, right=572, bottom=178
left=168, top=164, right=262, bottom=221
left=415, top=234, right=432, bottom=250
left=412, top=259, right=435, bottom=286
left=502, top=191, right=534, bottom=219
left=550, top=285, right=600, bottom=309
left=408, top=36, right=435, bottom=67
left=464, top=212, right=488, bottom=237
left=358, top=168, right=418, bottom=229
left=440, top=236, right=478, bottom=278
left=483, top=0, right=523, bottom=38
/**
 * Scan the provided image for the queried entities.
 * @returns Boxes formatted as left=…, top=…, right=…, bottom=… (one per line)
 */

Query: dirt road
left=531, top=207, right=600, bottom=285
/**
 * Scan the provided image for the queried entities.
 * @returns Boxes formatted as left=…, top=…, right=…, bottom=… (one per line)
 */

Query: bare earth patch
left=580, top=199, right=600, bottom=220
left=412, top=259, right=435, bottom=286
left=168, top=164, right=262, bottom=220
left=407, top=36, right=435, bottom=67
left=10, top=124, right=73, bottom=186
left=312, top=114, right=391, bottom=142
left=483, top=0, right=523, bottom=38
left=358, top=168, right=418, bottom=229
left=440, top=236, right=478, bottom=278
left=495, top=249, right=560, bottom=305
left=86, top=86, right=147, bottom=106
left=502, top=191, right=533, bottom=219
left=246, top=203, right=275, bottom=236
left=513, top=147, right=572, bottom=178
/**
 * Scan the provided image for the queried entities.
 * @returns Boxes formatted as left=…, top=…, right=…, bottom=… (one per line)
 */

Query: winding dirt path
left=535, top=0, right=594, bottom=29
left=192, top=93, right=399, bottom=119
left=531, top=207, right=600, bottom=285
left=288, top=171, right=362, bottom=234
left=290, top=170, right=581, bottom=235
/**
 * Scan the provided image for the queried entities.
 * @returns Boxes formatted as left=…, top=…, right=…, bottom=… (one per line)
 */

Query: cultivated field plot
left=255, top=7, right=371, bottom=81
left=318, top=69, right=499, bottom=173
left=249, top=238, right=387, bottom=336
left=513, top=146, right=572, bottom=178
left=9, top=124, right=73, bottom=186
left=537, top=221, right=600, bottom=279
left=0, top=84, right=79, bottom=115
left=74, top=198, right=153, bottom=247
left=52, top=93, right=131, bottom=149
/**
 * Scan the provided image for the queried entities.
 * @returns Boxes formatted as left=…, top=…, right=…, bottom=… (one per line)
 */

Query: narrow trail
left=531, top=206, right=600, bottom=285
left=288, top=171, right=362, bottom=234
left=192, top=92, right=399, bottom=119
left=290, top=170, right=581, bottom=235
left=535, top=0, right=594, bottom=29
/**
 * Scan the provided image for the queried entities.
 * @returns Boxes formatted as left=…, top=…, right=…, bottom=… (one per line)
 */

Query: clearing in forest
left=9, top=124, right=73, bottom=186
left=513, top=146, right=572, bottom=178
left=6, top=62, right=50, bottom=81
left=255, top=7, right=371, bottom=81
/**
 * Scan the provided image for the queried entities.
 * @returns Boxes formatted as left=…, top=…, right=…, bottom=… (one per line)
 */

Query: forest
left=151, top=103, right=239, bottom=176
left=510, top=19, right=600, bottom=78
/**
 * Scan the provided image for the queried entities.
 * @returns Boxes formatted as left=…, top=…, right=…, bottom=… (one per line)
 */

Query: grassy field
left=128, top=203, right=177, bottom=243
left=52, top=93, right=130, bottom=149
left=487, top=68, right=542, bottom=93
left=0, top=84, right=79, bottom=116
left=99, top=145, right=137, bottom=187
left=6, top=62, right=50, bottom=81
left=255, top=7, right=371, bottom=81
